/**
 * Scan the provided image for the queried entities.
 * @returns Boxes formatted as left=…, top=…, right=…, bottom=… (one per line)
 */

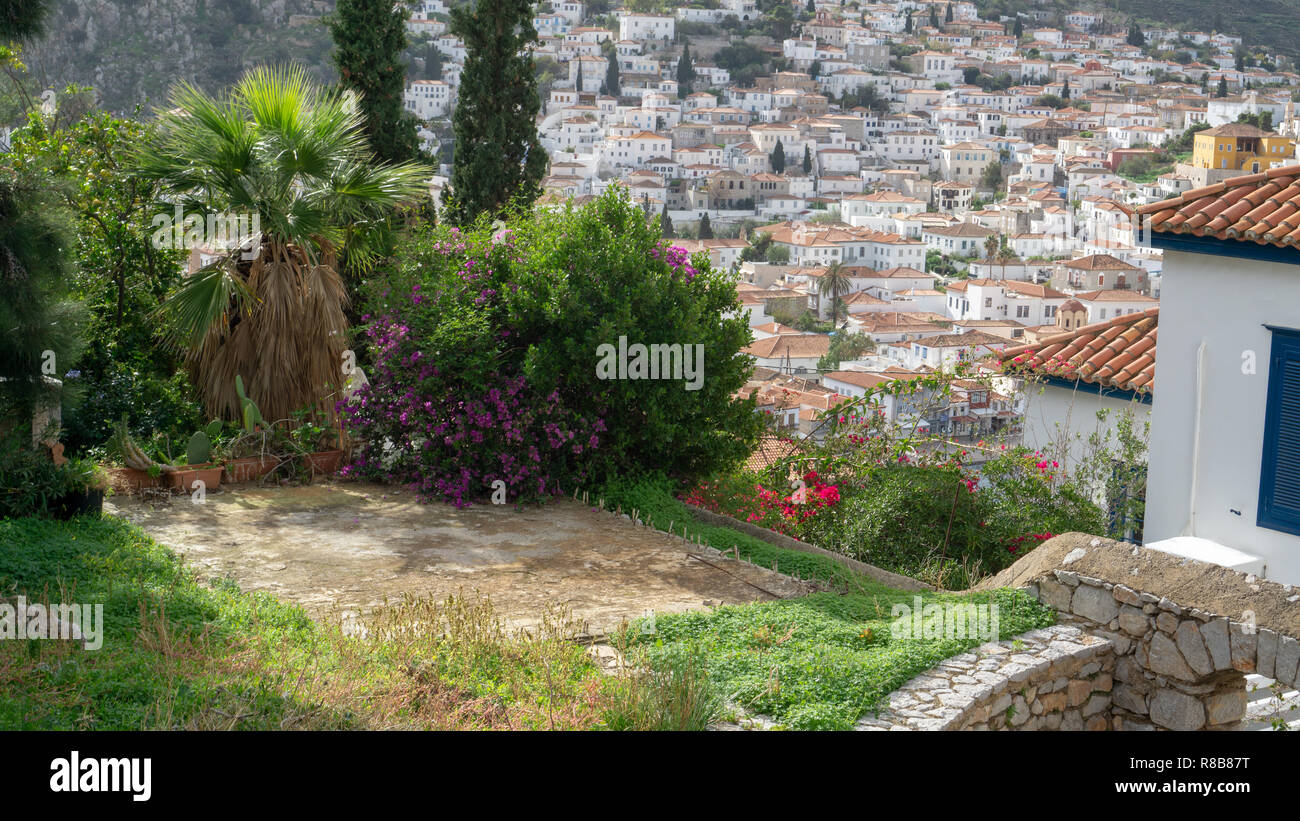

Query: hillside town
left=400, top=0, right=1296, bottom=441
left=10, top=0, right=1300, bottom=748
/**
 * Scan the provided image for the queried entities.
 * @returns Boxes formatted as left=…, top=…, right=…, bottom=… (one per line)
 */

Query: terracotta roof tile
left=744, top=434, right=798, bottom=474
left=1137, top=165, right=1300, bottom=247
left=995, top=307, right=1158, bottom=394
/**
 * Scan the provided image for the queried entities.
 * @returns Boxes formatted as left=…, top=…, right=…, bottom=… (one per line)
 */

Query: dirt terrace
left=107, top=483, right=810, bottom=636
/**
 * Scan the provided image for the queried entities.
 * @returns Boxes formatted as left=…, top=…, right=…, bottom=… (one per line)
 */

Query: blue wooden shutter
left=1258, top=329, right=1300, bottom=535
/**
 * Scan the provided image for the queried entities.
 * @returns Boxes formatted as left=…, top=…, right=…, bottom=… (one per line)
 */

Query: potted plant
left=54, top=457, right=110, bottom=519
left=107, top=419, right=224, bottom=493
left=221, top=376, right=281, bottom=482
left=290, top=407, right=344, bottom=477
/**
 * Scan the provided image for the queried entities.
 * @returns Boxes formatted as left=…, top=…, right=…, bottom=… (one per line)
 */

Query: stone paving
left=107, top=482, right=814, bottom=637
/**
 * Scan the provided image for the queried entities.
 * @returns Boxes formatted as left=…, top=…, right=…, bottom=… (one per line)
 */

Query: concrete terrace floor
left=106, top=482, right=811, bottom=637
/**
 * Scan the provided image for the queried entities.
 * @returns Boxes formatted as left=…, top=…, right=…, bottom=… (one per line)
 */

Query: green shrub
left=684, top=370, right=1111, bottom=588
left=0, top=432, right=109, bottom=519
left=348, top=188, right=763, bottom=504
left=61, top=363, right=205, bottom=457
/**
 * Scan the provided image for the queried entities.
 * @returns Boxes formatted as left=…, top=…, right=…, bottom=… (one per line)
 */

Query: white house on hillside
left=1138, top=168, right=1300, bottom=584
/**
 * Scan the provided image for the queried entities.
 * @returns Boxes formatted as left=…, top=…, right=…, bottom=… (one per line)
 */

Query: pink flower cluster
left=682, top=471, right=841, bottom=537
left=650, top=243, right=699, bottom=282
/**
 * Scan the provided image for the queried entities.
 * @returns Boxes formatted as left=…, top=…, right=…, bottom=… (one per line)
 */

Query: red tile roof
left=1136, top=165, right=1300, bottom=246
left=1061, top=253, right=1141, bottom=271
left=995, top=307, right=1158, bottom=394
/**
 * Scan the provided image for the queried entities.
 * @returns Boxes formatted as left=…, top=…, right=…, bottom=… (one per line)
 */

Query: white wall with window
left=1146, top=249, right=1300, bottom=584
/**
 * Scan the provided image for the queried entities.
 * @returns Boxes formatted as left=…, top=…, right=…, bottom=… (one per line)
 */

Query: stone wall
left=862, top=533, right=1300, bottom=731
left=1028, top=570, right=1251, bottom=730
left=979, top=533, right=1300, bottom=730
left=859, top=623, right=1119, bottom=731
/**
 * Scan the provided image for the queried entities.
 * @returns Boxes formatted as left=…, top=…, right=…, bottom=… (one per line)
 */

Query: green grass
left=2, top=481, right=1053, bottom=731
left=624, top=589, right=1053, bottom=731
left=0, top=515, right=609, bottom=730
left=597, top=476, right=1056, bottom=730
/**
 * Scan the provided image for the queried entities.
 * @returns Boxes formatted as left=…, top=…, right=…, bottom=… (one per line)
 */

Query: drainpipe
left=1180, top=339, right=1207, bottom=538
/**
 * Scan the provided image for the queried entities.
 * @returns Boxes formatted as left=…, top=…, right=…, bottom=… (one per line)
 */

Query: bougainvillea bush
left=688, top=447, right=1104, bottom=589
left=342, top=189, right=763, bottom=505
left=683, top=374, right=1107, bottom=588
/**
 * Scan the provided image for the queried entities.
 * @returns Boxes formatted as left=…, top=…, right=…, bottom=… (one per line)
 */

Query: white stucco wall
left=1017, top=380, right=1151, bottom=477
left=1146, top=249, right=1300, bottom=585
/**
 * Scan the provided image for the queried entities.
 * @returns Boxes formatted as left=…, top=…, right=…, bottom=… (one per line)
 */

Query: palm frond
left=158, top=259, right=253, bottom=348
left=134, top=64, right=433, bottom=422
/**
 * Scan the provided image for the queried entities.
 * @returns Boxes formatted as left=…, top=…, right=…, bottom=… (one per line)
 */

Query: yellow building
left=1191, top=122, right=1296, bottom=172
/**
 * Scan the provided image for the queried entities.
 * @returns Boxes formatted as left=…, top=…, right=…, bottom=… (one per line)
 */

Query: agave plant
left=135, top=65, right=432, bottom=423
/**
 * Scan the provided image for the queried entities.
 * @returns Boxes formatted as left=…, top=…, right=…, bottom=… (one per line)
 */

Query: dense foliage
left=342, top=188, right=763, bottom=506
left=0, top=155, right=84, bottom=421
left=6, top=111, right=199, bottom=453
left=444, top=0, right=547, bottom=224
left=329, top=0, right=424, bottom=164
left=684, top=372, right=1110, bottom=589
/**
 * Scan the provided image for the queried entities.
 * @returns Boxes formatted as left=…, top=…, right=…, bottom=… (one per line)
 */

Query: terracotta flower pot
left=167, top=464, right=224, bottom=492
left=223, top=456, right=280, bottom=483
left=108, top=467, right=162, bottom=492
left=304, top=449, right=344, bottom=476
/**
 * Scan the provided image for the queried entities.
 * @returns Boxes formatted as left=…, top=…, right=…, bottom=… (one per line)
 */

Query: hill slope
left=24, top=0, right=338, bottom=113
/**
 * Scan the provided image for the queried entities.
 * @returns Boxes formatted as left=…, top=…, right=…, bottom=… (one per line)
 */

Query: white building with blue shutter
left=1139, top=167, right=1300, bottom=585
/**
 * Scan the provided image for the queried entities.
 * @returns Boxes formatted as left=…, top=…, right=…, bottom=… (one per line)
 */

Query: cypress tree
left=677, top=40, right=695, bottom=98
left=1013, top=18, right=1023, bottom=38
left=944, top=2, right=952, bottom=23
left=445, top=0, right=548, bottom=225
left=330, top=0, right=423, bottom=163
left=698, top=212, right=713, bottom=239
left=929, top=5, right=938, bottom=28
left=660, top=202, right=673, bottom=238
left=771, top=141, right=786, bottom=173
left=1126, top=21, right=1144, bottom=47
left=803, top=144, right=812, bottom=174
left=1062, top=75, right=1070, bottom=100
left=606, top=53, right=620, bottom=97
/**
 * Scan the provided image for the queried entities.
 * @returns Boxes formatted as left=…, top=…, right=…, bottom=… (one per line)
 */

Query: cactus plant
left=186, top=430, right=212, bottom=465
left=235, top=375, right=265, bottom=434
left=108, top=418, right=175, bottom=474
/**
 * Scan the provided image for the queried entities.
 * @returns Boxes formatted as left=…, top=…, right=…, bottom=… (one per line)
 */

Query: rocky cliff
left=25, top=0, right=339, bottom=113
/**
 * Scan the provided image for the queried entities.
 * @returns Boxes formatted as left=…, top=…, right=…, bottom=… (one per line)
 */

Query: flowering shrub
left=682, top=372, right=1107, bottom=588
left=682, top=470, right=840, bottom=537
left=342, top=188, right=762, bottom=505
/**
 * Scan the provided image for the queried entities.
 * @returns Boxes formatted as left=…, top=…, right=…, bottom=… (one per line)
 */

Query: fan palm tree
left=818, top=261, right=852, bottom=326
left=136, top=66, right=432, bottom=424
left=984, top=234, right=999, bottom=262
